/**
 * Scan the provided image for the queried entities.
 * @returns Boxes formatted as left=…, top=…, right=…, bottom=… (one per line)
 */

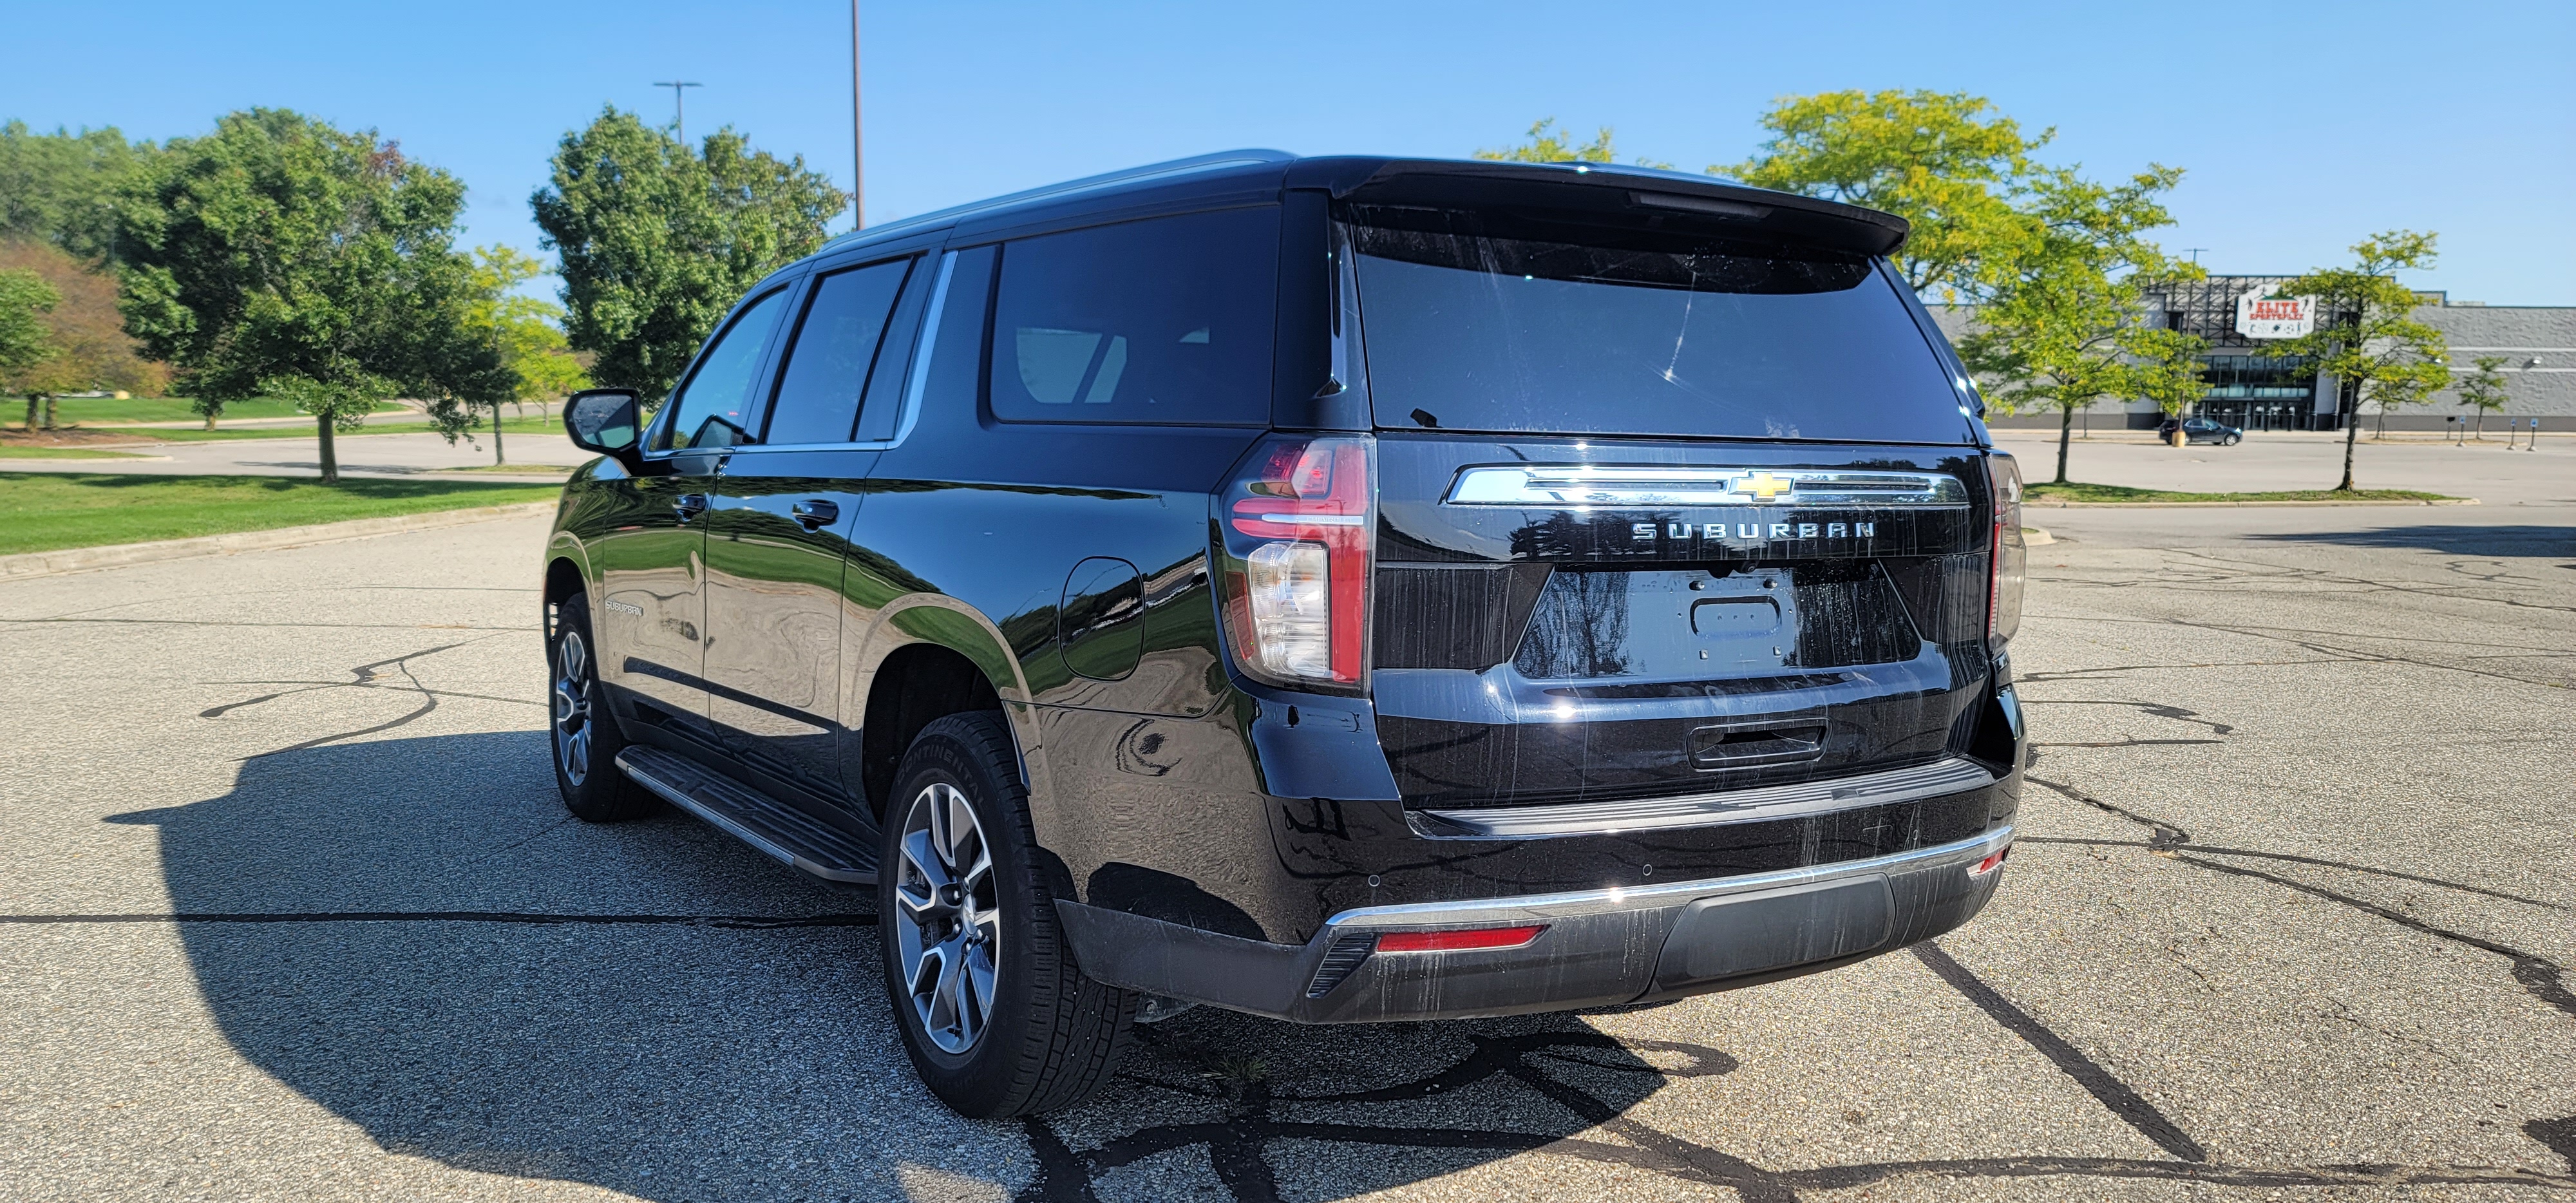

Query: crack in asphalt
left=1911, top=942, right=2208, bottom=1161
left=2025, top=774, right=2576, bottom=1021
left=197, top=638, right=513, bottom=758
left=1012, top=1026, right=2573, bottom=1202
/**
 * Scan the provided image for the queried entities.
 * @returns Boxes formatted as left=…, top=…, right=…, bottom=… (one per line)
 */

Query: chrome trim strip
left=1444, top=465, right=1967, bottom=509
left=892, top=251, right=958, bottom=449
left=1327, top=825, right=2012, bottom=929
left=1411, top=756, right=1996, bottom=840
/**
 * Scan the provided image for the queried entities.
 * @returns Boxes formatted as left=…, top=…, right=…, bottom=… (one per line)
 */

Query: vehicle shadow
left=109, top=732, right=1719, bottom=1202
left=2246, top=524, right=2576, bottom=556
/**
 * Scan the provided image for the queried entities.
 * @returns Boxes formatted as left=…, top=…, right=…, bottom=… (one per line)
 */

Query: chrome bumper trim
left=1324, top=824, right=2013, bottom=929
left=1410, top=756, right=1998, bottom=839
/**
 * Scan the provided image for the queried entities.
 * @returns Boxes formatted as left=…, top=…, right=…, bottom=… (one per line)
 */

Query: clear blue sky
left=6, top=0, right=2570, bottom=303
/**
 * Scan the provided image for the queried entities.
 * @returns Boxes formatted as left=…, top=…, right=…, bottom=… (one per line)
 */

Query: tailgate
left=1370, top=435, right=1994, bottom=811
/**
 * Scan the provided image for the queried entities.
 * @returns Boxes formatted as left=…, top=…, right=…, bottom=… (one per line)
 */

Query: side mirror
left=564, top=388, right=643, bottom=469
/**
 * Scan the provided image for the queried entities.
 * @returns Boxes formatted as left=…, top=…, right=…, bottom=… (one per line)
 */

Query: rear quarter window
left=990, top=207, right=1279, bottom=426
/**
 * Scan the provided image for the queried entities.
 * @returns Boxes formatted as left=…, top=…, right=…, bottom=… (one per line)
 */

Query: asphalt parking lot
left=3, top=474, right=2570, bottom=1198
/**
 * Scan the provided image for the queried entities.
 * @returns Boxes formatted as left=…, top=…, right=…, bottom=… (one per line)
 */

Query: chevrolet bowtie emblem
left=1731, top=471, right=1794, bottom=502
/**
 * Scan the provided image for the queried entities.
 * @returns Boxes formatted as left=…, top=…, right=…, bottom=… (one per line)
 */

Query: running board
left=614, top=746, right=878, bottom=884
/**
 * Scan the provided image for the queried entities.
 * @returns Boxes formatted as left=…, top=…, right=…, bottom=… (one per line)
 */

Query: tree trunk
left=21, top=396, right=34, bottom=432
left=2054, top=406, right=2073, bottom=484
left=2337, top=413, right=2360, bottom=491
left=2473, top=412, right=2485, bottom=440
left=41, top=395, right=56, bottom=430
left=317, top=413, right=339, bottom=484
left=203, top=408, right=217, bottom=431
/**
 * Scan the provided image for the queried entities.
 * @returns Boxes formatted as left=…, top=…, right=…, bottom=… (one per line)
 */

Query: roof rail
left=824, top=149, right=1298, bottom=249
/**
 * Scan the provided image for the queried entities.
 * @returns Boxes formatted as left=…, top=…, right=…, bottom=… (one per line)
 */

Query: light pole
left=654, top=80, right=703, bottom=144
left=850, top=1, right=864, bottom=230
left=866, top=2, right=876, bottom=231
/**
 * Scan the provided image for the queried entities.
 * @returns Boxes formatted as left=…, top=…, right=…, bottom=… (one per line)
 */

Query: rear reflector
left=1968, top=847, right=2012, bottom=878
left=1372, top=925, right=1547, bottom=953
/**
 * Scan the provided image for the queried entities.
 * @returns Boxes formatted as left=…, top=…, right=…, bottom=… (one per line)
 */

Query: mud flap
left=1652, top=875, right=1894, bottom=989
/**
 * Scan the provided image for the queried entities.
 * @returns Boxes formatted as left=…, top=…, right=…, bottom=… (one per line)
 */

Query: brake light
left=1373, top=925, right=1546, bottom=953
left=1985, top=453, right=2025, bottom=649
left=1218, top=435, right=1374, bottom=688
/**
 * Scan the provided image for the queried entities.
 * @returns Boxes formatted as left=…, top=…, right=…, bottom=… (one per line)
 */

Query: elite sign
left=2237, top=291, right=2319, bottom=339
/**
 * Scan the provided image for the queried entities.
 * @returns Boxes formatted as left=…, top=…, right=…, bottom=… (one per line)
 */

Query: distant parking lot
left=1, top=454, right=2570, bottom=1200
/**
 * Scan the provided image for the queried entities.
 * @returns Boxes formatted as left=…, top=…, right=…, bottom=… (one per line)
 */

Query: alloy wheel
left=553, top=630, right=593, bottom=785
left=895, top=781, right=1002, bottom=1054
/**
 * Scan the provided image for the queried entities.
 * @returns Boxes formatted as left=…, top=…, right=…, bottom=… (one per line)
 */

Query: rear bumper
left=1057, top=823, right=2012, bottom=1023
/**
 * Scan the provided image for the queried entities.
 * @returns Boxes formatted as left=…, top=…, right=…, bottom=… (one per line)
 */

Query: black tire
left=2224, top=434, right=2242, bottom=446
left=549, top=592, right=654, bottom=822
left=878, top=712, right=1137, bottom=1117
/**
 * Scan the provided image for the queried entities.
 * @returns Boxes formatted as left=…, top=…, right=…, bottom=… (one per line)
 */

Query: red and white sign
left=2235, top=291, right=2318, bottom=339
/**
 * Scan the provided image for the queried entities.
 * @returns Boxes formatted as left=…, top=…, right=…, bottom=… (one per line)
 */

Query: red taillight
left=1218, top=435, right=1374, bottom=688
left=1968, top=846, right=2012, bottom=878
left=1985, top=453, right=2025, bottom=649
left=1372, top=925, right=1547, bottom=953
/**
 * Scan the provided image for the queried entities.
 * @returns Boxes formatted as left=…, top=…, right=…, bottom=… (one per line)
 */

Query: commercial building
left=1933, top=276, right=2572, bottom=432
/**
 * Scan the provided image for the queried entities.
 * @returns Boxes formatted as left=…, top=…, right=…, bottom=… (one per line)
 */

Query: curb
left=2025, top=498, right=2478, bottom=509
left=2022, top=526, right=2056, bottom=546
left=0, top=501, right=556, bottom=581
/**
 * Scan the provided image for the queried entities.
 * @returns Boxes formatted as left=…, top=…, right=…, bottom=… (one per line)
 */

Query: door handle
left=673, top=493, right=709, bottom=521
left=791, top=499, right=840, bottom=530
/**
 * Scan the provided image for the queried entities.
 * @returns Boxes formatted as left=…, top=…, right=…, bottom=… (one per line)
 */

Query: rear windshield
left=1346, top=207, right=1971, bottom=442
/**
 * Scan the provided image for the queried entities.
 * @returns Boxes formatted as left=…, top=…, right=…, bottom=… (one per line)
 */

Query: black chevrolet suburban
left=542, top=151, right=2029, bottom=1117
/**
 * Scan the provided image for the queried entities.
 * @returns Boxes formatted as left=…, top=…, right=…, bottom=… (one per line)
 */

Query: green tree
left=424, top=245, right=593, bottom=464
left=2130, top=327, right=2212, bottom=433
left=2452, top=354, right=2510, bottom=440
left=0, top=121, right=159, bottom=263
left=1475, top=118, right=1620, bottom=164
left=1727, top=90, right=2050, bottom=303
left=0, top=267, right=61, bottom=430
left=531, top=108, right=845, bottom=404
left=1956, top=166, right=2204, bottom=482
left=1, top=240, right=172, bottom=413
left=113, top=109, right=502, bottom=481
left=2265, top=232, right=2449, bottom=490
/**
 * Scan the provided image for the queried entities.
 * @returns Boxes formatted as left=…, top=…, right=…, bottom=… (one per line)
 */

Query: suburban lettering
left=1633, top=522, right=1655, bottom=540
left=1669, top=522, right=1691, bottom=538
left=1768, top=523, right=1792, bottom=539
left=1856, top=521, right=1876, bottom=537
left=1797, top=522, right=1819, bottom=538
left=1736, top=523, right=1759, bottom=539
left=1827, top=522, right=1847, bottom=538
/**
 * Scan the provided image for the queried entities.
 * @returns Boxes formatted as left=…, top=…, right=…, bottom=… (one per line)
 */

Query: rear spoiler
left=1282, top=157, right=1908, bottom=258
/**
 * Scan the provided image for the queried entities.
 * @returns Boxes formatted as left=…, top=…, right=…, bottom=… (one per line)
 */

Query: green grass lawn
left=0, top=445, right=154, bottom=460
left=0, top=473, right=562, bottom=556
left=2024, top=482, right=2459, bottom=504
left=33, top=412, right=564, bottom=444
left=40, top=396, right=408, bottom=424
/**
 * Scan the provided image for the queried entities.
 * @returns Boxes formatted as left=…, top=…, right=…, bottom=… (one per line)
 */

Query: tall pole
left=654, top=81, right=703, bottom=144
left=866, top=0, right=876, bottom=229
left=850, top=1, right=864, bottom=230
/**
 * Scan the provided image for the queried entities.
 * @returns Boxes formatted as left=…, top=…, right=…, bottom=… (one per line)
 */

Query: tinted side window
left=764, top=258, right=914, bottom=445
left=915, top=245, right=999, bottom=430
left=661, top=287, right=791, bottom=450
left=990, top=207, right=1278, bottom=426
